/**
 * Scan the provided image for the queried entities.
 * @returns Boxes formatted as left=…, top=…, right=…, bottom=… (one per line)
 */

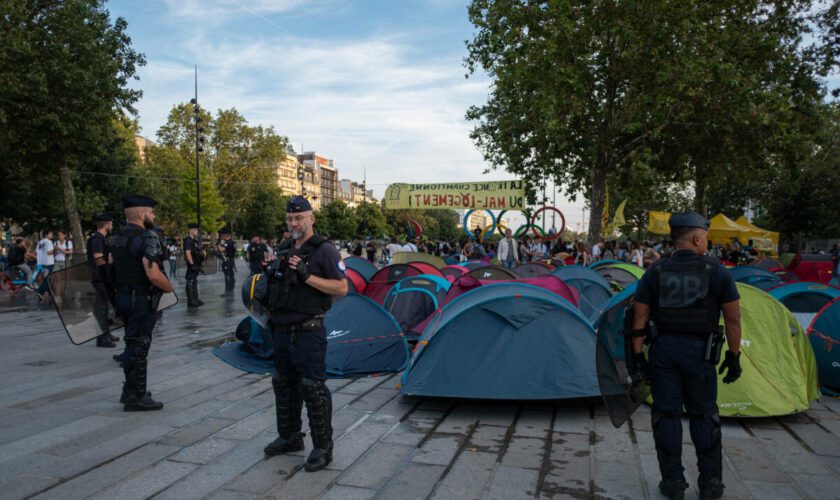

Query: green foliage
left=239, top=187, right=288, bottom=239
left=383, top=208, right=461, bottom=242
left=0, top=0, right=144, bottom=233
left=354, top=202, right=388, bottom=239
left=178, top=166, right=225, bottom=234
left=315, top=201, right=357, bottom=240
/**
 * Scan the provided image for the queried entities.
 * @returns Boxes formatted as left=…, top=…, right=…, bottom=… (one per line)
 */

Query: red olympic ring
left=530, top=206, right=566, bottom=241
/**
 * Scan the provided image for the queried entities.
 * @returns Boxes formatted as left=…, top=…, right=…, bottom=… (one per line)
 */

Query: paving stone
left=487, top=464, right=539, bottom=499
left=552, top=405, right=591, bottom=435
left=328, top=422, right=393, bottom=471
left=169, top=437, right=240, bottom=464
left=322, top=484, right=376, bottom=499
left=792, top=472, right=839, bottom=500
left=215, top=378, right=271, bottom=401
left=515, top=409, right=553, bottom=438
left=743, top=479, right=804, bottom=499
left=336, top=442, right=413, bottom=488
left=436, top=404, right=479, bottom=433
left=214, top=408, right=275, bottom=440
left=592, top=461, right=645, bottom=500
left=337, top=376, right=388, bottom=396
left=786, top=422, right=840, bottom=457
left=725, top=436, right=788, bottom=482
left=333, top=408, right=369, bottom=437
left=156, top=417, right=237, bottom=447
left=476, top=404, right=518, bottom=427
left=264, top=468, right=340, bottom=499
left=592, top=415, right=636, bottom=465
left=468, top=424, right=508, bottom=453
left=212, top=397, right=273, bottom=421
left=542, top=433, right=591, bottom=497
left=89, top=460, right=198, bottom=500
left=721, top=420, right=752, bottom=439
left=431, top=450, right=496, bottom=499
left=417, top=399, right=453, bottom=412
left=378, top=463, right=445, bottom=500
left=412, top=434, right=463, bottom=466
left=502, top=436, right=546, bottom=470
left=0, top=474, right=59, bottom=499
left=382, top=419, right=434, bottom=447
left=0, top=409, right=91, bottom=446
left=751, top=427, right=833, bottom=475
left=221, top=455, right=297, bottom=494
left=348, top=387, right=396, bottom=412
left=206, top=489, right=261, bottom=500
left=0, top=415, right=120, bottom=464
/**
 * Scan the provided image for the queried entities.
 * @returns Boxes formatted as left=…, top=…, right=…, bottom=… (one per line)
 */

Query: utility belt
left=274, top=315, right=325, bottom=333
left=639, top=321, right=725, bottom=363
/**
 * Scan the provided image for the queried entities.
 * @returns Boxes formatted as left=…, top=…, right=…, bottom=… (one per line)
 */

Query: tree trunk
left=694, top=165, right=707, bottom=216
left=59, top=156, right=86, bottom=255
left=588, top=159, right=607, bottom=243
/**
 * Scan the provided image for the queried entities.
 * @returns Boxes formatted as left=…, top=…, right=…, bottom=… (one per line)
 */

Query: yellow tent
left=708, top=214, right=751, bottom=244
left=735, top=216, right=780, bottom=247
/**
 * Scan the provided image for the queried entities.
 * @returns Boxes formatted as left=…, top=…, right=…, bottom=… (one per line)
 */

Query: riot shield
left=241, top=274, right=270, bottom=328
left=596, top=294, right=650, bottom=428
left=47, top=260, right=179, bottom=345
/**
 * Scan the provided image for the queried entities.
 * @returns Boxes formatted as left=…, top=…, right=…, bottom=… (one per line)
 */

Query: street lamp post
left=190, top=65, right=205, bottom=242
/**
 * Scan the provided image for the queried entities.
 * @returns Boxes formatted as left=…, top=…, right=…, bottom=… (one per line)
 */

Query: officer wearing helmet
left=631, top=212, right=742, bottom=500
left=111, top=195, right=173, bottom=411
left=255, top=196, right=348, bottom=472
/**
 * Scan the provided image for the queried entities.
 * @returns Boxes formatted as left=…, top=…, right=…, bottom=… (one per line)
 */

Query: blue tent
left=591, top=282, right=638, bottom=327
left=551, top=265, right=613, bottom=319
left=768, top=281, right=840, bottom=330
left=401, top=283, right=599, bottom=400
left=213, top=295, right=409, bottom=378
left=808, top=297, right=840, bottom=395
left=830, top=276, right=839, bottom=287
left=383, top=275, right=450, bottom=338
left=343, top=256, right=378, bottom=281
left=325, top=294, right=410, bottom=377
left=728, top=266, right=783, bottom=290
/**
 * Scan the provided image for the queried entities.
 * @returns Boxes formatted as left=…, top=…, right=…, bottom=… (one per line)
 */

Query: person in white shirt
left=385, top=237, right=404, bottom=264
left=168, top=243, right=178, bottom=277
left=497, top=229, right=519, bottom=268
left=53, top=230, right=73, bottom=271
left=402, top=239, right=418, bottom=253
left=591, top=238, right=604, bottom=262
left=34, top=229, right=55, bottom=300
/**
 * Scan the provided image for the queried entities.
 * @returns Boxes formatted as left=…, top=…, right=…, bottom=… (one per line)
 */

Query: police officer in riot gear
left=111, top=195, right=174, bottom=411
left=261, top=196, right=348, bottom=472
left=183, top=223, right=204, bottom=307
left=87, top=213, right=118, bottom=348
left=218, top=229, right=236, bottom=297
left=632, top=212, right=742, bottom=500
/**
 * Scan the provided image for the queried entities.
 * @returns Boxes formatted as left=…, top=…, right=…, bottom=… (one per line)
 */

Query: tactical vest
left=654, top=255, right=721, bottom=336
left=266, top=235, right=332, bottom=316
left=111, top=225, right=151, bottom=287
left=86, top=233, right=110, bottom=262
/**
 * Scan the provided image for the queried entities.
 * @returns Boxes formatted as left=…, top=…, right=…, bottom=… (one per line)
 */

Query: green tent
left=391, top=251, right=446, bottom=269
left=716, top=283, right=819, bottom=417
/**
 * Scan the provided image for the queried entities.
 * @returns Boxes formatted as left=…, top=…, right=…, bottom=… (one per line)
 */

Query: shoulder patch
left=338, top=260, right=346, bottom=272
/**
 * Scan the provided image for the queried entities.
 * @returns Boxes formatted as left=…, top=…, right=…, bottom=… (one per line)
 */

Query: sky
left=108, top=0, right=589, bottom=233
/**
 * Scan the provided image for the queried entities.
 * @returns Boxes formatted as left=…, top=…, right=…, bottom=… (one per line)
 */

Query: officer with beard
left=111, top=195, right=173, bottom=411
left=631, top=212, right=742, bottom=500
left=183, top=223, right=204, bottom=307
left=87, top=213, right=118, bottom=348
left=262, top=196, right=348, bottom=472
left=217, top=228, right=236, bottom=297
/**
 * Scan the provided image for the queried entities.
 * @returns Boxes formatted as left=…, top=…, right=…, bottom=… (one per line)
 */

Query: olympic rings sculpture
left=461, top=206, right=566, bottom=241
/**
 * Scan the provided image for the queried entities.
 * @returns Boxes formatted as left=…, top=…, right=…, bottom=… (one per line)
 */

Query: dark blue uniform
left=635, top=249, right=739, bottom=487
left=87, top=231, right=113, bottom=346
left=264, top=232, right=345, bottom=470
left=111, top=222, right=164, bottom=410
left=183, top=234, right=204, bottom=307
left=220, top=238, right=236, bottom=293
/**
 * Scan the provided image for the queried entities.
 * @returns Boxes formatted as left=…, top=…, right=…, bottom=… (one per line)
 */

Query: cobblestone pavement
left=0, top=265, right=839, bottom=499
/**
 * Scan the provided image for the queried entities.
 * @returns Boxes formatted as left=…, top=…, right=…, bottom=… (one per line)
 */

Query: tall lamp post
left=190, top=65, right=205, bottom=241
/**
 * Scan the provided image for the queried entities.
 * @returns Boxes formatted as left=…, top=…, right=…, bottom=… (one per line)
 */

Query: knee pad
left=271, top=375, right=295, bottom=394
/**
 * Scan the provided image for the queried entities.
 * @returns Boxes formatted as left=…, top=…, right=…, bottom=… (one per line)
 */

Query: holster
left=705, top=325, right=725, bottom=363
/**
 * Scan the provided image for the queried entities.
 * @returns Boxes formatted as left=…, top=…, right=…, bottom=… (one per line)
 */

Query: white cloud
left=130, top=11, right=587, bottom=230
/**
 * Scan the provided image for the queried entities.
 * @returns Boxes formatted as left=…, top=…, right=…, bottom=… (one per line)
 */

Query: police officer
left=247, top=235, right=268, bottom=275
left=218, top=229, right=237, bottom=296
left=262, top=196, right=348, bottom=472
left=631, top=212, right=742, bottom=500
left=111, top=195, right=173, bottom=411
left=183, top=223, right=204, bottom=307
left=87, top=213, right=118, bottom=348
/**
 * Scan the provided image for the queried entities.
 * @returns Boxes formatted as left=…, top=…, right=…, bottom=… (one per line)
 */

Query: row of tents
left=214, top=254, right=839, bottom=417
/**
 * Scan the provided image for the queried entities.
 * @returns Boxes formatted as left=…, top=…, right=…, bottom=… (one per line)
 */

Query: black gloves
left=632, top=352, right=651, bottom=384
left=294, top=258, right=311, bottom=283
left=719, top=351, right=742, bottom=384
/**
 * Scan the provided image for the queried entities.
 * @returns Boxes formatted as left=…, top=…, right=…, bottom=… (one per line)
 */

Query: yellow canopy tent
left=735, top=216, right=779, bottom=249
left=708, top=214, right=751, bottom=244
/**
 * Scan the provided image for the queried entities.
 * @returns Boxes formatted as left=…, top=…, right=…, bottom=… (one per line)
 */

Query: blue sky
left=108, top=0, right=589, bottom=232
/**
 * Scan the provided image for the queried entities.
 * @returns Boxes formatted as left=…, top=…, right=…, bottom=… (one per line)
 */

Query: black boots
left=185, top=279, right=204, bottom=307
left=265, top=376, right=305, bottom=456
left=301, top=378, right=333, bottom=472
left=96, top=334, right=116, bottom=348
left=659, top=477, right=688, bottom=500
left=699, top=477, right=724, bottom=500
left=121, top=337, right=163, bottom=412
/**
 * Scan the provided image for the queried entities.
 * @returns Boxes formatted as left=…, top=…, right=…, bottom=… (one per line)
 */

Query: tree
left=354, top=202, right=388, bottom=239
left=239, top=186, right=288, bottom=239
left=0, top=0, right=144, bottom=251
left=134, top=144, right=193, bottom=234
left=465, top=0, right=834, bottom=241
left=315, top=201, right=357, bottom=240
left=178, top=166, right=225, bottom=234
